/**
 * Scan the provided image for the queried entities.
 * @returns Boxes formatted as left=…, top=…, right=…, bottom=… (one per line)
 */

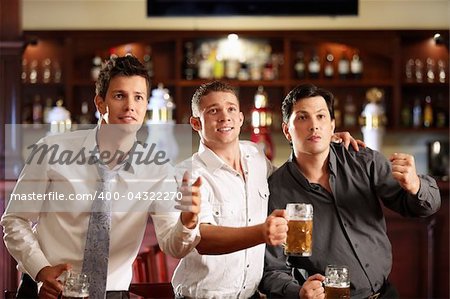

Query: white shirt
left=172, top=141, right=275, bottom=299
left=1, top=127, right=200, bottom=290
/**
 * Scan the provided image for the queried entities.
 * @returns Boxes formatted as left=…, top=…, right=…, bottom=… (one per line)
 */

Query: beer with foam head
left=324, top=265, right=350, bottom=299
left=284, top=203, right=313, bottom=256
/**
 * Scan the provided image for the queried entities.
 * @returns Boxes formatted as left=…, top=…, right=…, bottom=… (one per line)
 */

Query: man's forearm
left=196, top=223, right=265, bottom=255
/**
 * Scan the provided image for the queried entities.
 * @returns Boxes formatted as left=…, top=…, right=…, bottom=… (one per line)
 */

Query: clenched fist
left=390, top=153, right=421, bottom=195
left=262, top=209, right=288, bottom=246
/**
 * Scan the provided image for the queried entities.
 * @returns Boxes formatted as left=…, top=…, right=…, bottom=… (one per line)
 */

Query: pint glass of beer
left=324, top=265, right=350, bottom=299
left=62, top=271, right=89, bottom=299
left=284, top=203, right=313, bottom=256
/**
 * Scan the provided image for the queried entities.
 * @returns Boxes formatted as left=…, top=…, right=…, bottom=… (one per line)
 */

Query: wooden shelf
left=20, top=29, right=449, bottom=133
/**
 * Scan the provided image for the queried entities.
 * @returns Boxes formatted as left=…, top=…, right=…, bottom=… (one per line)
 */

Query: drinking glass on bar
left=324, top=265, right=350, bottom=299
left=284, top=203, right=313, bottom=256
left=62, top=271, right=89, bottom=299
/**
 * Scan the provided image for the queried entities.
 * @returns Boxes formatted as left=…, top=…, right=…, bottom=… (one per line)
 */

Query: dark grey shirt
left=260, top=143, right=441, bottom=298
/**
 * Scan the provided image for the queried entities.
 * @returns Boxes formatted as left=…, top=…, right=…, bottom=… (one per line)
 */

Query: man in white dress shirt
left=1, top=55, right=201, bottom=299
left=172, top=81, right=287, bottom=299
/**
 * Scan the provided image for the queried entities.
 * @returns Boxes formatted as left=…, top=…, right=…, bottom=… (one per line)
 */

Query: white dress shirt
left=172, top=141, right=275, bottom=299
left=1, top=127, right=200, bottom=290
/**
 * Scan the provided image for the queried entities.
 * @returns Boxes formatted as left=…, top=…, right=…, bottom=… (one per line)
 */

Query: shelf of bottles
left=182, top=34, right=285, bottom=83
left=400, top=34, right=449, bottom=131
left=21, top=38, right=66, bottom=126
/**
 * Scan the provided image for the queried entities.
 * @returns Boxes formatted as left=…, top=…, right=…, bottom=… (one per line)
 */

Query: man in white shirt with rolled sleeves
left=172, top=81, right=288, bottom=299
left=1, top=55, right=201, bottom=299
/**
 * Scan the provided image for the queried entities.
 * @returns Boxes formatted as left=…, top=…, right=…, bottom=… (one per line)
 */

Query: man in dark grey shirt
left=259, top=84, right=441, bottom=299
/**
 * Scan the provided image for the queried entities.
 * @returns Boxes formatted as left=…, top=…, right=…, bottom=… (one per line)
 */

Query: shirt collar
left=81, top=126, right=136, bottom=174
left=287, top=144, right=338, bottom=188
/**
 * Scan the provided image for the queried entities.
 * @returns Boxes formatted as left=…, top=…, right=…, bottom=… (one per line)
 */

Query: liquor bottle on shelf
left=213, top=55, right=225, bottom=79
left=350, top=52, right=363, bottom=79
left=143, top=46, right=154, bottom=80
left=225, top=59, right=239, bottom=80
left=91, top=56, right=102, bottom=81
left=414, top=59, right=423, bottom=83
left=308, top=50, right=320, bottom=79
left=294, top=51, right=306, bottom=79
left=79, top=101, right=91, bottom=125
left=334, top=97, right=342, bottom=128
left=423, top=96, right=433, bottom=128
left=29, top=59, right=38, bottom=84
left=32, top=95, right=43, bottom=125
left=400, top=103, right=411, bottom=127
left=53, top=60, right=62, bottom=83
left=338, top=52, right=350, bottom=80
left=198, top=43, right=213, bottom=79
left=21, top=58, right=28, bottom=83
left=405, top=58, right=415, bottom=82
left=412, top=97, right=422, bottom=128
left=437, top=59, right=446, bottom=83
left=42, top=58, right=52, bottom=84
left=262, top=59, right=275, bottom=81
left=250, top=86, right=274, bottom=160
left=184, top=42, right=197, bottom=80
left=324, top=51, right=334, bottom=79
left=237, top=62, right=250, bottom=81
left=43, top=97, right=53, bottom=124
left=343, top=95, right=357, bottom=127
left=426, top=58, right=435, bottom=83
left=435, top=93, right=448, bottom=128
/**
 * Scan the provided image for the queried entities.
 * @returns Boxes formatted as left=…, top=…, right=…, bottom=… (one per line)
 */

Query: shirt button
left=354, top=243, right=358, bottom=248
left=236, top=174, right=240, bottom=177
left=375, top=283, right=378, bottom=287
left=243, top=286, right=246, bottom=289
left=343, top=223, right=347, bottom=227
left=247, top=264, right=250, bottom=268
left=245, top=171, right=248, bottom=175
left=215, top=211, right=219, bottom=216
left=365, top=263, right=369, bottom=268
left=248, top=218, right=251, bottom=222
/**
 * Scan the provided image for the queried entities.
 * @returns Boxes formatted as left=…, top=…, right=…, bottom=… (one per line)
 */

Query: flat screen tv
left=147, top=0, right=358, bottom=16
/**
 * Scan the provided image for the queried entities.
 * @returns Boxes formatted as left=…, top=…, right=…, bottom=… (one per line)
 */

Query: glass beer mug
left=324, top=265, right=350, bottom=299
left=284, top=203, right=313, bottom=256
left=62, top=271, right=89, bottom=299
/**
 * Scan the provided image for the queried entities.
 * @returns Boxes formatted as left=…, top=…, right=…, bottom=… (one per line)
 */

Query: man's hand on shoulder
left=299, top=274, right=325, bottom=299
left=262, top=209, right=288, bottom=246
left=37, top=263, right=71, bottom=299
left=332, top=131, right=365, bottom=151
left=176, top=171, right=202, bottom=229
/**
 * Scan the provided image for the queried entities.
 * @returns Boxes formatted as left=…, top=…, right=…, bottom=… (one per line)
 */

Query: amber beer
left=324, top=285, right=350, bottom=299
left=285, top=203, right=313, bottom=256
left=324, top=265, right=350, bottom=299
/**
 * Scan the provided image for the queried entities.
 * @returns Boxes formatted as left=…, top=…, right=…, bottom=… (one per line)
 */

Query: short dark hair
left=282, top=84, right=335, bottom=123
left=191, top=81, right=239, bottom=116
left=95, top=55, right=150, bottom=99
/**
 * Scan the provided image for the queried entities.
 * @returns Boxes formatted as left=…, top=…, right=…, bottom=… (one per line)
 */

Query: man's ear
left=331, top=118, right=336, bottom=134
left=282, top=122, right=291, bottom=142
left=239, top=111, right=244, bottom=127
left=94, top=95, right=106, bottom=115
left=190, top=116, right=202, bottom=132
